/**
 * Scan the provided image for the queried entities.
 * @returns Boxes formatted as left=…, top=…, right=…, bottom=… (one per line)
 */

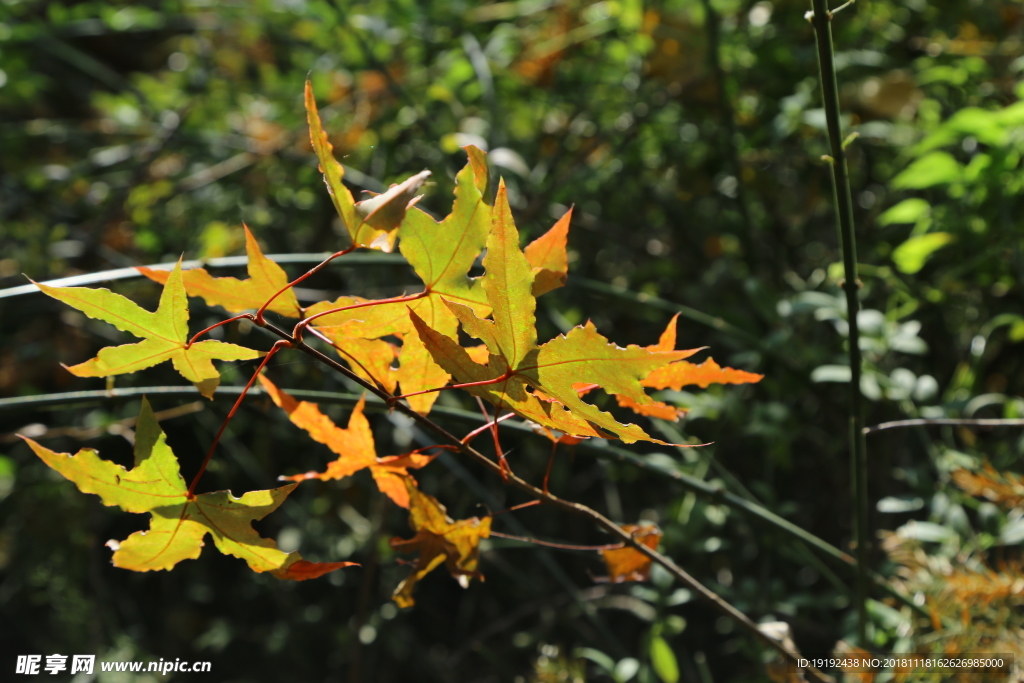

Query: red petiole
left=186, top=338, right=292, bottom=498
left=543, top=441, right=558, bottom=495
left=460, top=412, right=515, bottom=445
left=290, top=289, right=431, bottom=342
left=491, top=500, right=542, bottom=515
left=475, top=397, right=511, bottom=480
left=187, top=314, right=255, bottom=349
left=254, top=246, right=356, bottom=326
left=389, top=368, right=516, bottom=405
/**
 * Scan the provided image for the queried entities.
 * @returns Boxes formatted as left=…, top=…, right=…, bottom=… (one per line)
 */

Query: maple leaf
left=597, top=524, right=662, bottom=583
left=306, top=79, right=430, bottom=252
left=410, top=180, right=693, bottom=443
left=640, top=314, right=764, bottom=391
left=257, top=375, right=432, bottom=508
left=303, top=146, right=491, bottom=414
left=136, top=225, right=301, bottom=318
left=305, top=148, right=574, bottom=414
left=21, top=399, right=355, bottom=579
left=34, top=261, right=260, bottom=398
left=389, top=479, right=491, bottom=607
left=333, top=336, right=400, bottom=394
left=524, top=206, right=572, bottom=297
left=529, top=422, right=587, bottom=447
left=592, top=314, right=763, bottom=421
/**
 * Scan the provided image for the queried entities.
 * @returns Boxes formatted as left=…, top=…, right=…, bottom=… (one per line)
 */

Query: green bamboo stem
left=809, top=0, right=870, bottom=645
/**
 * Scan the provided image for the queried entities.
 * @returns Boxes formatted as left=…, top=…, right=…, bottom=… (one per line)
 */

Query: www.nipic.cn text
left=15, top=655, right=212, bottom=676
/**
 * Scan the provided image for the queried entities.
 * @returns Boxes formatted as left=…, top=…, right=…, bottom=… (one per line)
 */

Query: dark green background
left=1, top=0, right=1022, bottom=680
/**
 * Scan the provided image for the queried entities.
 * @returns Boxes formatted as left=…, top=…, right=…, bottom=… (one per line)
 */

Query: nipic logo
left=16, top=655, right=210, bottom=676
left=16, top=655, right=96, bottom=675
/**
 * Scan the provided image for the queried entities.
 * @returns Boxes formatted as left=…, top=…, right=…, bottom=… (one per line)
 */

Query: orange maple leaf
left=389, top=479, right=491, bottom=607
left=524, top=207, right=572, bottom=297
left=258, top=375, right=433, bottom=508
left=136, top=225, right=302, bottom=318
left=614, top=314, right=764, bottom=421
left=411, top=181, right=694, bottom=443
left=305, top=149, right=572, bottom=414
left=598, top=524, right=662, bottom=583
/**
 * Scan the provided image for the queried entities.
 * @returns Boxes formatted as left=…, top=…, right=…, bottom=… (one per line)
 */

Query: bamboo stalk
left=809, top=0, right=870, bottom=645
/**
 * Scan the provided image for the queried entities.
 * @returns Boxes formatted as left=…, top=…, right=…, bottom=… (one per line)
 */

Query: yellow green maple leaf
left=21, top=399, right=355, bottom=580
left=306, top=79, right=430, bottom=252
left=136, top=225, right=301, bottom=318
left=306, top=149, right=573, bottom=414
left=389, top=479, right=491, bottom=607
left=410, top=180, right=692, bottom=443
left=35, top=260, right=260, bottom=398
left=304, top=145, right=493, bottom=413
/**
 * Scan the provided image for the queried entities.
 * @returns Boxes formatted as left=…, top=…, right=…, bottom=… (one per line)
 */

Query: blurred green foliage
left=2, top=0, right=1024, bottom=680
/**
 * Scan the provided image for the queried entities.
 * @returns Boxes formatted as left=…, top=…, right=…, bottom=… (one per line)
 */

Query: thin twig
left=0, top=383, right=902, bottom=608
left=829, top=0, right=856, bottom=16
left=186, top=340, right=291, bottom=497
left=864, top=417, right=1024, bottom=434
left=1, top=401, right=203, bottom=444
left=489, top=530, right=625, bottom=552
left=255, top=246, right=356, bottom=325
left=253, top=320, right=833, bottom=683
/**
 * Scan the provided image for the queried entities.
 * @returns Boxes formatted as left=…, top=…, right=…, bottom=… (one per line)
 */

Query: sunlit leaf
left=649, top=635, right=680, bottom=683
left=892, top=151, right=961, bottom=189
left=305, top=79, right=429, bottom=252
left=598, top=524, right=661, bottom=583
left=877, top=198, right=931, bottom=226
left=524, top=207, right=572, bottom=296
left=892, top=232, right=953, bottom=274
left=258, top=375, right=432, bottom=508
left=35, top=261, right=260, bottom=398
left=306, top=146, right=492, bottom=413
left=22, top=399, right=354, bottom=579
left=137, top=225, right=301, bottom=317
left=389, top=479, right=491, bottom=607
left=611, top=314, right=762, bottom=421
left=412, top=184, right=712, bottom=442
